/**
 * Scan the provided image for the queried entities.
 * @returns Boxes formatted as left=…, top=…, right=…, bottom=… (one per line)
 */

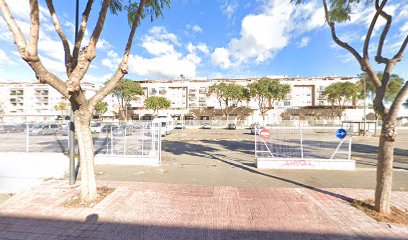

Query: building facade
left=0, top=81, right=99, bottom=123
left=0, top=76, right=364, bottom=124
left=132, top=76, right=362, bottom=122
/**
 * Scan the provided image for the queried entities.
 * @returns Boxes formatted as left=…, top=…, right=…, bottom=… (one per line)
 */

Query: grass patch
left=63, top=186, right=114, bottom=208
left=351, top=199, right=408, bottom=225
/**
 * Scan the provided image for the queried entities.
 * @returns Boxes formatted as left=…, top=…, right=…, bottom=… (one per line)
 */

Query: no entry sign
left=259, top=129, right=270, bottom=140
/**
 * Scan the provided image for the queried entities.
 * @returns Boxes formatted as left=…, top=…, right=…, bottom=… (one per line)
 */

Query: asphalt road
left=0, top=128, right=407, bottom=191
left=95, top=128, right=408, bottom=190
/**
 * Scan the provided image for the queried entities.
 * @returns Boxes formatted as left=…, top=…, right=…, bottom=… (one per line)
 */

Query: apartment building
left=0, top=81, right=99, bottom=122
left=0, top=76, right=363, bottom=123
left=132, top=76, right=362, bottom=121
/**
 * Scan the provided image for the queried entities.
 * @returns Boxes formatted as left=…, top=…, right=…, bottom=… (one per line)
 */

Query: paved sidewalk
left=0, top=180, right=408, bottom=239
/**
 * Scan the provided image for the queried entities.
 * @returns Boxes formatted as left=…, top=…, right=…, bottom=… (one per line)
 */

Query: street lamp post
left=363, top=77, right=367, bottom=136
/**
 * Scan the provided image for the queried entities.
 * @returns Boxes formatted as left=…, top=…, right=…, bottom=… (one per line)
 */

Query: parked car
left=175, top=123, right=186, bottom=129
left=202, top=123, right=212, bottom=129
left=227, top=123, right=237, bottom=130
left=90, top=123, right=102, bottom=133
left=250, top=124, right=264, bottom=135
left=101, top=124, right=118, bottom=133
left=0, top=124, right=26, bottom=133
left=115, top=125, right=133, bottom=136
left=30, top=124, right=61, bottom=135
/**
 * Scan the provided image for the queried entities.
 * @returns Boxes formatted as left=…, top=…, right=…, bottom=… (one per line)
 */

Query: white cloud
left=146, top=26, right=179, bottom=45
left=142, top=40, right=176, bottom=56
left=101, top=50, right=121, bottom=70
left=221, top=0, right=238, bottom=20
left=191, top=25, right=203, bottom=33
left=211, top=48, right=231, bottom=69
left=211, top=0, right=327, bottom=69
left=187, top=42, right=209, bottom=55
left=96, top=39, right=111, bottom=50
left=0, top=49, right=17, bottom=65
left=124, top=26, right=206, bottom=79
left=297, top=37, right=310, bottom=48
left=128, top=54, right=197, bottom=79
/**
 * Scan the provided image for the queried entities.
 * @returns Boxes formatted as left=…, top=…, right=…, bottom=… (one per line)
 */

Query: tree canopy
left=248, top=78, right=291, bottom=122
left=112, top=78, right=144, bottom=119
left=95, top=101, right=108, bottom=118
left=207, top=83, right=248, bottom=120
left=144, top=96, right=171, bottom=116
left=358, top=73, right=404, bottom=103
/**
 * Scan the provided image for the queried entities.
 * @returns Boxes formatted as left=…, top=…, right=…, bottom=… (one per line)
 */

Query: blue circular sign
left=336, top=128, right=347, bottom=139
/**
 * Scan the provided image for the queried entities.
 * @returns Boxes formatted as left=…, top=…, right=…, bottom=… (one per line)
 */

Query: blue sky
left=0, top=0, right=407, bottom=84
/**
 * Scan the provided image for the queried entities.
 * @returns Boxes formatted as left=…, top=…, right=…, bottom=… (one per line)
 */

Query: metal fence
left=255, top=126, right=352, bottom=161
left=0, top=120, right=161, bottom=161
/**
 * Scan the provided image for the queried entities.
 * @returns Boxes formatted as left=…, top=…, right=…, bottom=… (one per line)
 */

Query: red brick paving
left=0, top=180, right=407, bottom=239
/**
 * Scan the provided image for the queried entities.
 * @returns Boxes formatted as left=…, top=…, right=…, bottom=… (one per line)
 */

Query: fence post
left=124, top=126, right=127, bottom=155
left=26, top=123, right=29, bottom=153
left=110, top=125, right=113, bottom=155
left=141, top=123, right=144, bottom=156
left=348, top=136, right=352, bottom=161
left=254, top=126, right=257, bottom=160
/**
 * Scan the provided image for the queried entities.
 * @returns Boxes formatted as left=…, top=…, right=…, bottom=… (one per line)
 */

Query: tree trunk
left=73, top=110, right=97, bottom=202
left=262, top=113, right=265, bottom=126
left=375, top=120, right=396, bottom=214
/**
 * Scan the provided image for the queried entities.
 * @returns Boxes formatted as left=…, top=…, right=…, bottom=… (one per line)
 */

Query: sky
left=0, top=0, right=407, bottom=84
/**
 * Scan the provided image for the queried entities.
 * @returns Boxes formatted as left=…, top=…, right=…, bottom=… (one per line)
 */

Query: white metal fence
left=255, top=125, right=354, bottom=170
left=0, top=121, right=161, bottom=163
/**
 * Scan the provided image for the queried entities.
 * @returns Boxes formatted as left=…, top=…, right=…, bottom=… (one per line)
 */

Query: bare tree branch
left=89, top=0, right=147, bottom=110
left=88, top=0, right=110, bottom=55
left=375, top=0, right=391, bottom=64
left=73, top=0, right=94, bottom=66
left=0, top=0, right=68, bottom=98
left=388, top=81, right=408, bottom=120
left=28, top=0, right=39, bottom=59
left=322, top=0, right=363, bottom=64
left=322, top=0, right=381, bottom=88
left=0, top=0, right=28, bottom=58
left=392, top=35, right=408, bottom=63
left=45, top=0, right=74, bottom=74
left=68, top=0, right=110, bottom=93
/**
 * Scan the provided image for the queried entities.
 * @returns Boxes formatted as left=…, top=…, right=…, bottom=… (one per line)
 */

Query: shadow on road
left=162, top=140, right=353, bottom=203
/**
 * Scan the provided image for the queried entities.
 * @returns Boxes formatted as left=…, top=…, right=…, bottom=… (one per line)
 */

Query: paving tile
left=0, top=180, right=407, bottom=239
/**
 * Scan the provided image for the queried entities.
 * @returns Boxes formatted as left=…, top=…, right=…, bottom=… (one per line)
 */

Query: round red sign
left=259, top=129, right=270, bottom=140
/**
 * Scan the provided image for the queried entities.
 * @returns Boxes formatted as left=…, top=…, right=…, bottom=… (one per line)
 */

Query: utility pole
left=69, top=0, right=79, bottom=185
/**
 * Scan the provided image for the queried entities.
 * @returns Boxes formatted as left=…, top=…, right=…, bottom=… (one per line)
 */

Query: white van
left=153, top=117, right=174, bottom=136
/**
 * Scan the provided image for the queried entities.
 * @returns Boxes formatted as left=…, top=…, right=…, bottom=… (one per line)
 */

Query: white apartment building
left=0, top=76, right=365, bottom=123
left=0, top=81, right=99, bottom=123
left=131, top=76, right=362, bottom=122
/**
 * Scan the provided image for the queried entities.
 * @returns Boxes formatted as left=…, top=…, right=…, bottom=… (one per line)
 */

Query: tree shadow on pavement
left=0, top=213, right=395, bottom=240
left=162, top=140, right=353, bottom=203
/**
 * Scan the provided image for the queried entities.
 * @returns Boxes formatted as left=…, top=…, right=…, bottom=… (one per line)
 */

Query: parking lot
left=1, top=126, right=408, bottom=190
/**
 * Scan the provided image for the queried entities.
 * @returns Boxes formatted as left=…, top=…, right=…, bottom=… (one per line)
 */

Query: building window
left=10, top=89, right=24, bottom=110
left=35, top=89, right=49, bottom=109
left=159, top=87, right=166, bottom=95
left=199, top=87, right=207, bottom=94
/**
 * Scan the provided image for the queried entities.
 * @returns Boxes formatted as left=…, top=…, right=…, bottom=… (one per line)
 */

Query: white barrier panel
left=255, top=127, right=355, bottom=170
left=257, top=158, right=355, bottom=170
